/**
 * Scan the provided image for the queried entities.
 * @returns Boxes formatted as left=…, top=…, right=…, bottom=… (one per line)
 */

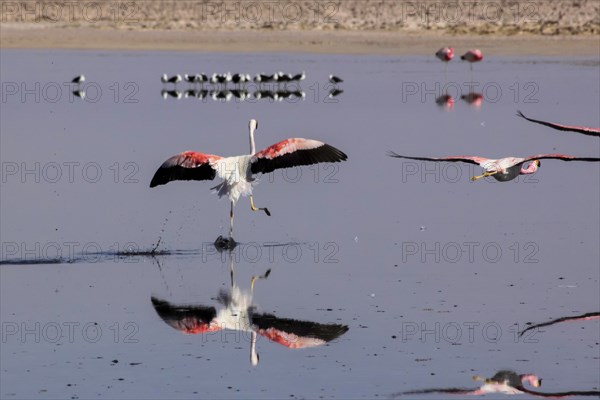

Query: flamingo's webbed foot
left=250, top=195, right=271, bottom=216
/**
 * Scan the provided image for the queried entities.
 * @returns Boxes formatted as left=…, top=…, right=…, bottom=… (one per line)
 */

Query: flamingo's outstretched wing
left=520, top=387, right=600, bottom=398
left=151, top=297, right=220, bottom=334
left=150, top=151, right=222, bottom=187
left=387, top=152, right=488, bottom=166
left=520, top=311, right=600, bottom=337
left=251, top=138, right=347, bottom=175
left=252, top=313, right=348, bottom=348
left=524, top=154, right=600, bottom=162
left=517, top=110, right=600, bottom=137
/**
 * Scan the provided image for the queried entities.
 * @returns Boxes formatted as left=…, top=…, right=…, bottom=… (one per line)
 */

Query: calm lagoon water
left=1, top=50, right=599, bottom=399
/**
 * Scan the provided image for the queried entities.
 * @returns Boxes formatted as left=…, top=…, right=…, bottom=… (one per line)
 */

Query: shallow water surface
left=1, top=50, right=599, bottom=399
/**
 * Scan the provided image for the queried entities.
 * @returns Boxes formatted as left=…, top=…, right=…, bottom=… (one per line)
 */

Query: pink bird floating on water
left=388, top=152, right=600, bottom=182
left=150, top=119, right=347, bottom=240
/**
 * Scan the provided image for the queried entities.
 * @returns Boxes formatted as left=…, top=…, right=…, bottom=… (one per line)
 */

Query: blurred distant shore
left=1, top=0, right=599, bottom=55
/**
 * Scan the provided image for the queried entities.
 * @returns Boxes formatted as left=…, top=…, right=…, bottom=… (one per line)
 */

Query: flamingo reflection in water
left=520, top=311, right=600, bottom=337
left=397, top=370, right=599, bottom=398
left=151, top=252, right=348, bottom=366
left=388, top=152, right=600, bottom=182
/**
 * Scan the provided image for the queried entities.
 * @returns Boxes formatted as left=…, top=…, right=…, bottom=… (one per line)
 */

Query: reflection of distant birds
left=73, top=90, right=85, bottom=99
left=328, top=88, right=344, bottom=99
left=398, top=370, right=600, bottom=398
left=72, top=75, right=85, bottom=84
left=161, top=74, right=182, bottom=85
left=519, top=311, right=600, bottom=337
left=149, top=119, right=347, bottom=240
left=184, top=89, right=198, bottom=98
left=435, top=94, right=454, bottom=110
left=161, top=89, right=182, bottom=99
left=151, top=252, right=348, bottom=367
left=388, top=152, right=600, bottom=182
left=211, top=90, right=232, bottom=101
left=435, top=47, right=454, bottom=62
left=329, top=75, right=343, bottom=84
left=517, top=110, right=600, bottom=137
left=256, top=90, right=275, bottom=100
left=461, top=92, right=483, bottom=108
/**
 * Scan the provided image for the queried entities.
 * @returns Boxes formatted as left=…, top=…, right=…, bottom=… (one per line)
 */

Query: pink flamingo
left=461, top=49, right=483, bottom=63
left=150, top=119, right=347, bottom=239
left=436, top=47, right=454, bottom=80
left=388, top=152, right=600, bottom=182
left=461, top=49, right=483, bottom=73
left=518, top=110, right=600, bottom=137
left=435, top=47, right=454, bottom=62
left=520, top=311, right=600, bottom=337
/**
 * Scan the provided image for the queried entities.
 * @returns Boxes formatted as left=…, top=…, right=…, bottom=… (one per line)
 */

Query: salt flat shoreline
left=1, top=26, right=599, bottom=56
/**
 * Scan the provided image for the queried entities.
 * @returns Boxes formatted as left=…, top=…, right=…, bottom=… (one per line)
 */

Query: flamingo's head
left=534, top=160, right=541, bottom=168
left=521, top=374, right=542, bottom=388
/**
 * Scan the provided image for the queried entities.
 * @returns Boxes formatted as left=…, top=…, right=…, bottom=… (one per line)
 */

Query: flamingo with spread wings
left=150, top=119, right=347, bottom=239
left=517, top=110, right=600, bottom=137
left=388, top=152, right=600, bottom=182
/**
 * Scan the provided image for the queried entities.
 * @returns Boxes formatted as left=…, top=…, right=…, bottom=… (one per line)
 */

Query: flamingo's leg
left=471, top=170, right=498, bottom=181
left=229, top=201, right=234, bottom=238
left=250, top=269, right=271, bottom=295
left=250, top=195, right=271, bottom=216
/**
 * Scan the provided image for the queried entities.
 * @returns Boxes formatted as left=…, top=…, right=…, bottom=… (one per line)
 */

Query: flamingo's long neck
left=250, top=330, right=259, bottom=366
left=520, top=374, right=541, bottom=388
left=520, top=161, right=539, bottom=175
left=249, top=124, right=256, bottom=155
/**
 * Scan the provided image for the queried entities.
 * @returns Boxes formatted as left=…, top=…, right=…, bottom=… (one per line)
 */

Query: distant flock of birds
left=160, top=72, right=343, bottom=102
left=161, top=72, right=343, bottom=87
left=435, top=47, right=483, bottom=65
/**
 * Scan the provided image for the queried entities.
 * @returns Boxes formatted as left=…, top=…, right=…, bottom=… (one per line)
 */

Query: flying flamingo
left=151, top=252, right=348, bottom=366
left=388, top=152, right=600, bottom=182
left=517, top=110, right=600, bottom=137
left=397, top=370, right=600, bottom=397
left=150, top=119, right=347, bottom=239
left=519, top=311, right=600, bottom=337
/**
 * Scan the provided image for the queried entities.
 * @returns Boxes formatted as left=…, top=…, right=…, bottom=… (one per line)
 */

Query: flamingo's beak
left=534, top=378, right=542, bottom=388
left=534, top=160, right=541, bottom=167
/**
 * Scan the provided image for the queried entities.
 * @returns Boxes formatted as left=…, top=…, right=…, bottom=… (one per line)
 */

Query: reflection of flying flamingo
left=150, top=119, right=347, bottom=239
left=388, top=152, right=600, bottom=182
left=398, top=370, right=599, bottom=397
left=520, top=311, right=600, bottom=337
left=517, top=110, right=600, bottom=137
left=151, top=253, right=348, bottom=366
